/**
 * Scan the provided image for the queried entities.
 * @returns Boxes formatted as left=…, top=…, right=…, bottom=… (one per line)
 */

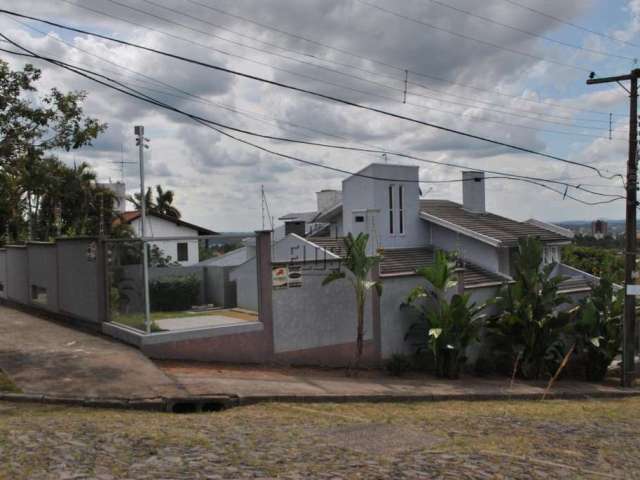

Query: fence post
left=255, top=230, right=274, bottom=358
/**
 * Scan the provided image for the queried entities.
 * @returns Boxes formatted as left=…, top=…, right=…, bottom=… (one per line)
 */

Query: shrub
left=150, top=275, right=200, bottom=312
left=385, top=354, right=413, bottom=376
left=403, top=250, right=486, bottom=379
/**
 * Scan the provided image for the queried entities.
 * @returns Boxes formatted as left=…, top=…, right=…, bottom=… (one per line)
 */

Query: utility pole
left=135, top=126, right=151, bottom=334
left=587, top=69, right=640, bottom=387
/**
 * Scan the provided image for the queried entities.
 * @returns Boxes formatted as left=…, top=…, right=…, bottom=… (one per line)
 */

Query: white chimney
left=316, top=189, right=342, bottom=212
left=462, top=171, right=485, bottom=214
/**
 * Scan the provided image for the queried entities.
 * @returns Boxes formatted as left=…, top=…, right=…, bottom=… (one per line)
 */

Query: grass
left=0, top=397, right=638, bottom=478
left=0, top=370, right=20, bottom=393
left=111, top=309, right=257, bottom=332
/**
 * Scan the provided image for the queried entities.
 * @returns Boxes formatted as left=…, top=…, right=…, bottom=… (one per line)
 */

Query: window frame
left=177, top=242, right=189, bottom=262
left=388, top=184, right=395, bottom=234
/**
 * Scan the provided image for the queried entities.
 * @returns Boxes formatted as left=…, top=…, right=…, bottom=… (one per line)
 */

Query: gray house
left=277, top=164, right=595, bottom=296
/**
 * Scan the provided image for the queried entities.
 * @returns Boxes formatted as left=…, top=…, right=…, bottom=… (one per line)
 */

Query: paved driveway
left=0, top=305, right=183, bottom=399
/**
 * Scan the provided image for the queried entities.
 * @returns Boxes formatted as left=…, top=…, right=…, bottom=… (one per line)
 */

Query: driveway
left=0, top=305, right=183, bottom=399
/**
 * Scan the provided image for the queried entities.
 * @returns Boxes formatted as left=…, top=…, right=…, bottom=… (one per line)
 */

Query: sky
left=0, top=0, right=639, bottom=231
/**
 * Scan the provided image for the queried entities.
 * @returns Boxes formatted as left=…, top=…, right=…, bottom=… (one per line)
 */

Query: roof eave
left=419, top=211, right=502, bottom=247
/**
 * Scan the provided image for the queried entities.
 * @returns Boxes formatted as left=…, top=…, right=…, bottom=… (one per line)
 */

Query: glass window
left=398, top=185, right=404, bottom=234
left=388, top=185, right=394, bottom=234
left=177, top=242, right=189, bottom=262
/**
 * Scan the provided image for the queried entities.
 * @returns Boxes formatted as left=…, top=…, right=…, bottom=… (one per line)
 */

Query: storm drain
left=167, top=396, right=236, bottom=414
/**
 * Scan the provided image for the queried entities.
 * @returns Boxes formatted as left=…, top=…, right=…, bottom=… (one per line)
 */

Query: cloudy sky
left=1, top=0, right=638, bottom=230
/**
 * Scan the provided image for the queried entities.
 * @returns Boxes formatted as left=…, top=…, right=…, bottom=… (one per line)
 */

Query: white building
left=117, top=211, right=216, bottom=266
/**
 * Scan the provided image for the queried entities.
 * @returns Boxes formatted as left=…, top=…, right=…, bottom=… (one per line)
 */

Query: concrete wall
left=0, top=250, right=7, bottom=300
left=342, top=164, right=431, bottom=251
left=6, top=247, right=29, bottom=304
left=230, top=258, right=258, bottom=311
left=379, top=274, right=500, bottom=359
left=272, top=261, right=374, bottom=359
left=57, top=239, right=105, bottom=323
left=429, top=223, right=500, bottom=273
left=27, top=243, right=59, bottom=312
left=130, top=216, right=200, bottom=266
left=204, top=266, right=236, bottom=307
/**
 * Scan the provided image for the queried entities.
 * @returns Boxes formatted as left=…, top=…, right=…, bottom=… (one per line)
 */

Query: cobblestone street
left=1, top=398, right=638, bottom=479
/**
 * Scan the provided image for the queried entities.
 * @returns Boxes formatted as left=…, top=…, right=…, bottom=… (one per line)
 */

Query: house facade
left=116, top=211, right=216, bottom=266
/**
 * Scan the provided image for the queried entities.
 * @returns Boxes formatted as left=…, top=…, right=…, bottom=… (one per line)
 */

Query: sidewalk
left=1, top=305, right=639, bottom=406
left=0, top=305, right=183, bottom=399
left=159, top=361, right=640, bottom=404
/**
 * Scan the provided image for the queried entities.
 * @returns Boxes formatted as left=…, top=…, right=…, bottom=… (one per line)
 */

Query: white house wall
left=342, top=164, right=430, bottom=251
left=429, top=223, right=500, bottom=273
left=130, top=216, right=200, bottom=266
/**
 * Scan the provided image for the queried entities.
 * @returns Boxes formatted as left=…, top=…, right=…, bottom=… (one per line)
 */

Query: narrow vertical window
left=388, top=185, right=394, bottom=234
left=398, top=185, right=404, bottom=234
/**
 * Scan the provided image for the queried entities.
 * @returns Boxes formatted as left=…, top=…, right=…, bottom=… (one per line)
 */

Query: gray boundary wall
left=272, top=261, right=374, bottom=354
left=0, top=238, right=106, bottom=325
left=6, top=246, right=29, bottom=304
left=0, top=250, right=7, bottom=300
left=27, top=243, right=59, bottom=312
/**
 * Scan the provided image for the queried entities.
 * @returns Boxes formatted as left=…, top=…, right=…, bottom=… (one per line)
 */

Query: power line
left=0, top=41, right=623, bottom=205
left=421, top=0, right=636, bottom=62
left=67, top=0, right=616, bottom=136
left=0, top=9, right=622, bottom=180
left=180, top=0, right=616, bottom=117
left=11, top=16, right=620, bottom=192
left=502, top=0, right=640, bottom=50
left=355, top=0, right=593, bottom=73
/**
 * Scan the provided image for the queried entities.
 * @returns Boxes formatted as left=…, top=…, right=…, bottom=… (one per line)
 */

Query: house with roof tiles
left=222, top=163, right=598, bottom=363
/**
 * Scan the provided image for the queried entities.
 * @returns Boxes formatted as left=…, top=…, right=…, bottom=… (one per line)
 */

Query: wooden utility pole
left=587, top=69, right=640, bottom=387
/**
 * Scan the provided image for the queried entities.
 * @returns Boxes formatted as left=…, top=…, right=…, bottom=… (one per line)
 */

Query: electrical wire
left=420, top=0, right=635, bottom=61
left=60, top=0, right=616, bottom=136
left=355, top=0, right=593, bottom=73
left=501, top=0, right=640, bottom=50
left=180, top=0, right=617, bottom=117
left=0, top=40, right=624, bottom=207
left=0, top=8, right=623, bottom=180
left=8, top=17, right=622, bottom=192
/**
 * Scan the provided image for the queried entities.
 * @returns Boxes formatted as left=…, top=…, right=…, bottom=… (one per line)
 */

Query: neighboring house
left=115, top=211, right=216, bottom=266
left=277, top=163, right=595, bottom=296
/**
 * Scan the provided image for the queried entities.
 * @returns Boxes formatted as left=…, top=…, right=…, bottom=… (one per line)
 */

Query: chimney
left=316, top=189, right=342, bottom=212
left=462, top=171, right=485, bottom=214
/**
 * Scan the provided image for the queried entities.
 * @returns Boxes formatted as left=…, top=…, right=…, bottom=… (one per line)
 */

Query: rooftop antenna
left=110, top=143, right=136, bottom=181
left=382, top=152, right=388, bottom=164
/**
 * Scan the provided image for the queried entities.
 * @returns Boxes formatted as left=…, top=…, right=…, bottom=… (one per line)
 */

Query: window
left=398, top=185, right=404, bottom=234
left=355, top=215, right=365, bottom=223
left=177, top=242, right=189, bottom=262
left=388, top=185, right=394, bottom=234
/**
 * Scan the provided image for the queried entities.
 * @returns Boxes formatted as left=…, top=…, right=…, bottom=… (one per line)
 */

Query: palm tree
left=127, top=185, right=181, bottom=218
left=154, top=185, right=180, bottom=218
left=322, top=233, right=382, bottom=371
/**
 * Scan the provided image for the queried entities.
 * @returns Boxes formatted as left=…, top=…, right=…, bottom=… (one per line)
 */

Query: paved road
left=0, top=305, right=183, bottom=399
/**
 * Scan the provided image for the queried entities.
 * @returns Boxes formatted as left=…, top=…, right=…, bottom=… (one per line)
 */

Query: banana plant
left=404, top=250, right=486, bottom=379
left=322, top=233, right=382, bottom=371
left=573, top=278, right=622, bottom=381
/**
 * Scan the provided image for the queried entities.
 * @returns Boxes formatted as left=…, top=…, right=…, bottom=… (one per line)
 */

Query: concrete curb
left=2, top=389, right=640, bottom=412
left=0, top=392, right=239, bottom=412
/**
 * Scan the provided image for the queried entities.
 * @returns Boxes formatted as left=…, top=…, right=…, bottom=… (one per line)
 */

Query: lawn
left=0, top=370, right=20, bottom=393
left=112, top=309, right=257, bottom=332
left=0, top=397, right=638, bottom=478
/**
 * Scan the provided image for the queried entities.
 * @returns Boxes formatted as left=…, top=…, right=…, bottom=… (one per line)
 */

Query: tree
left=573, top=277, right=623, bottom=381
left=0, top=60, right=106, bottom=241
left=488, top=237, right=573, bottom=380
left=404, top=251, right=486, bottom=379
left=322, top=233, right=382, bottom=371
left=127, top=184, right=181, bottom=218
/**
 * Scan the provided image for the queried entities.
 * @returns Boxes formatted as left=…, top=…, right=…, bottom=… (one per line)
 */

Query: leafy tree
left=0, top=61, right=106, bottom=241
left=128, top=185, right=181, bottom=218
left=322, top=233, right=382, bottom=370
left=404, top=251, right=486, bottom=379
left=488, top=237, right=574, bottom=380
left=562, top=245, right=624, bottom=284
left=573, top=277, right=622, bottom=381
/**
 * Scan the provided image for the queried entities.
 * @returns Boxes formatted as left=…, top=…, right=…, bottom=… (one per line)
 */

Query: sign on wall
left=272, top=264, right=304, bottom=289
